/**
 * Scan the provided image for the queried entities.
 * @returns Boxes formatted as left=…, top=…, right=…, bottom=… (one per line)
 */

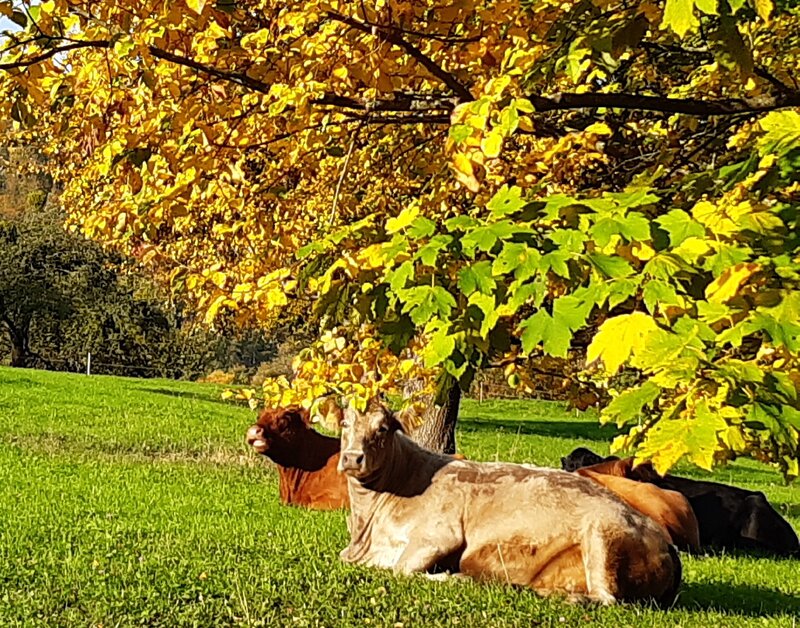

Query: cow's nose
left=340, top=450, right=365, bottom=472
left=246, top=425, right=267, bottom=450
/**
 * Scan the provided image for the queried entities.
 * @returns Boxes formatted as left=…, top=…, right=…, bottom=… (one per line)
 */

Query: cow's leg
left=580, top=521, right=617, bottom=605
left=393, top=529, right=463, bottom=576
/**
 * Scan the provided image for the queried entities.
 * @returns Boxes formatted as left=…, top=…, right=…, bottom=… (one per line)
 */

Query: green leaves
left=469, top=292, right=500, bottom=338
left=460, top=220, right=518, bottom=257
left=519, top=309, right=572, bottom=357
left=603, top=381, right=662, bottom=428
left=487, top=185, right=526, bottom=218
left=759, top=110, right=800, bottom=156
left=457, top=261, right=496, bottom=296
left=587, top=254, right=633, bottom=279
left=400, top=285, right=457, bottom=325
left=492, top=242, right=541, bottom=281
left=423, top=326, right=456, bottom=368
left=590, top=214, right=650, bottom=246
left=386, top=204, right=419, bottom=234
left=656, top=210, right=706, bottom=247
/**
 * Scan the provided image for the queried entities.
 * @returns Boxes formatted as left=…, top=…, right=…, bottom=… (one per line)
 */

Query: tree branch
left=3, top=38, right=800, bottom=119
left=525, top=90, right=800, bottom=116
left=326, top=11, right=474, bottom=102
left=0, top=40, right=110, bottom=70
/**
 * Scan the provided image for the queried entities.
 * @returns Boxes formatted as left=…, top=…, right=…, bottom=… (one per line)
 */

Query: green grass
left=0, top=367, right=798, bottom=627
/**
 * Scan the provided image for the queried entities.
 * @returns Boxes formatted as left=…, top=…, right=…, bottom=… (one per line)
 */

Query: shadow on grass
left=678, top=580, right=800, bottom=616
left=133, top=386, right=245, bottom=407
left=775, top=502, right=800, bottom=519
left=458, top=415, right=618, bottom=442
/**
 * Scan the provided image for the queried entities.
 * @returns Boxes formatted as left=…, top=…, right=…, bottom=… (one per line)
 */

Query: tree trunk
left=5, top=319, right=30, bottom=368
left=10, top=340, right=27, bottom=367
left=404, top=377, right=462, bottom=454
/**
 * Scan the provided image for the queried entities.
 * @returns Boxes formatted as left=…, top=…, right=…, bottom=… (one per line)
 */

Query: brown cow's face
left=338, top=401, right=400, bottom=479
left=246, top=406, right=309, bottom=455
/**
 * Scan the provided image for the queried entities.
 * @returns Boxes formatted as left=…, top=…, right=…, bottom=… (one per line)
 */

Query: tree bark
left=2, top=315, right=28, bottom=368
left=10, top=339, right=27, bottom=367
left=404, top=377, right=461, bottom=454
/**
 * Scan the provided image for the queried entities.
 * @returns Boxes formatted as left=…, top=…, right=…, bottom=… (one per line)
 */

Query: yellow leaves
left=208, top=270, right=227, bottom=289
left=186, top=0, right=206, bottom=15
left=312, top=396, right=344, bottom=431
left=587, top=312, right=659, bottom=374
left=634, top=398, right=729, bottom=475
left=204, top=293, right=238, bottom=324
left=584, top=122, right=613, bottom=136
left=256, top=325, right=436, bottom=419
left=480, top=132, right=504, bottom=159
left=691, top=200, right=738, bottom=236
left=753, top=0, right=773, bottom=22
left=451, top=153, right=481, bottom=193
left=662, top=0, right=699, bottom=38
left=386, top=204, right=420, bottom=234
left=705, top=262, right=760, bottom=303
left=631, top=242, right=656, bottom=261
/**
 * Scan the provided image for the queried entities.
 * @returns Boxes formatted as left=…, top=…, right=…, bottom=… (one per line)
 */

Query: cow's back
left=442, top=462, right=680, bottom=604
left=577, top=469, right=700, bottom=550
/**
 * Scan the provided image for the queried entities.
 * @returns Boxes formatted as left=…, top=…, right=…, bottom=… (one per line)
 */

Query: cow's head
left=338, top=399, right=402, bottom=479
left=560, top=447, right=606, bottom=472
left=246, top=406, right=311, bottom=455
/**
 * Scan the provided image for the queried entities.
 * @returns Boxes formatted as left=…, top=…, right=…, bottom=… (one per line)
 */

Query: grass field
left=0, top=366, right=798, bottom=627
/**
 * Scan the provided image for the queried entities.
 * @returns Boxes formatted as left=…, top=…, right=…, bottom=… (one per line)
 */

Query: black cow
left=560, top=447, right=800, bottom=557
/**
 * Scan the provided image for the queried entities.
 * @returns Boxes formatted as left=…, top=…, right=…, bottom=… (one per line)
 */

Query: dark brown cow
left=561, top=448, right=800, bottom=557
left=338, top=401, right=682, bottom=606
left=246, top=406, right=468, bottom=511
left=246, top=406, right=348, bottom=510
left=575, top=468, right=700, bottom=551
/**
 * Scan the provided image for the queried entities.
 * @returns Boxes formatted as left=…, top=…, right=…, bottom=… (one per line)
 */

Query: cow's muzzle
left=340, top=450, right=366, bottom=475
left=246, top=425, right=269, bottom=453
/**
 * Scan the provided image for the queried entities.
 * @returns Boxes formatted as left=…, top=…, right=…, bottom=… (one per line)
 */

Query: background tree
left=1, top=0, right=799, bottom=473
left=0, top=199, right=278, bottom=377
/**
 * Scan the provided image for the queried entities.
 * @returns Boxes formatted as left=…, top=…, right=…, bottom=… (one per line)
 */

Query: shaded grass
left=0, top=367, right=798, bottom=627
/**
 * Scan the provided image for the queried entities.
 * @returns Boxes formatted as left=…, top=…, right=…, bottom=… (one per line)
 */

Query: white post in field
left=86, top=352, right=92, bottom=376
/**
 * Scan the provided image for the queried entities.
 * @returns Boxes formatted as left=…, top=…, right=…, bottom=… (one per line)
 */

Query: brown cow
left=246, top=406, right=468, bottom=511
left=246, top=406, right=348, bottom=510
left=561, top=448, right=800, bottom=557
left=337, top=400, right=681, bottom=606
left=575, top=468, right=700, bottom=551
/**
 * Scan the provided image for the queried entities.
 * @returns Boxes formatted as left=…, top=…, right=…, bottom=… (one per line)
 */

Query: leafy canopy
left=2, top=0, right=800, bottom=476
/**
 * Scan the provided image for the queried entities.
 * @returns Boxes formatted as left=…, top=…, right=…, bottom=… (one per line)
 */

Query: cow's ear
left=632, top=461, right=661, bottom=481
left=394, top=402, right=423, bottom=433
left=283, top=406, right=310, bottom=428
left=388, top=410, right=405, bottom=433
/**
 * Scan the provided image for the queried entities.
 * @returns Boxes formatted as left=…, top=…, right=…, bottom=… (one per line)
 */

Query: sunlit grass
left=0, top=366, right=797, bottom=626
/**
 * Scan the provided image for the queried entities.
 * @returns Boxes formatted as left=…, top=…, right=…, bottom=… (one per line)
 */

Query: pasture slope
left=0, top=366, right=798, bottom=627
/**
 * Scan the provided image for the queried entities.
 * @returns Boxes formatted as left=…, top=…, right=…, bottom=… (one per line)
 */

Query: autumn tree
left=1, top=0, right=799, bottom=472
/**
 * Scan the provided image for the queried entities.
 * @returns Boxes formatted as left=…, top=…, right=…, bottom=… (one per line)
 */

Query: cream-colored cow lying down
left=337, top=400, right=682, bottom=606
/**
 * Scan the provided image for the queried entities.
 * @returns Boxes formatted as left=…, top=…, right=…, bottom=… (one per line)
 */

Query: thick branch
left=147, top=46, right=271, bottom=94
left=342, top=113, right=450, bottom=125
left=326, top=11, right=474, bottom=102
left=0, top=39, right=110, bottom=70
left=525, top=91, right=800, bottom=116
left=3, top=38, right=800, bottom=119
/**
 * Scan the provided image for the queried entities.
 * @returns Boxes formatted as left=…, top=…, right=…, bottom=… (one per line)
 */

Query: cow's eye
left=341, top=421, right=350, bottom=429
left=377, top=424, right=388, bottom=434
